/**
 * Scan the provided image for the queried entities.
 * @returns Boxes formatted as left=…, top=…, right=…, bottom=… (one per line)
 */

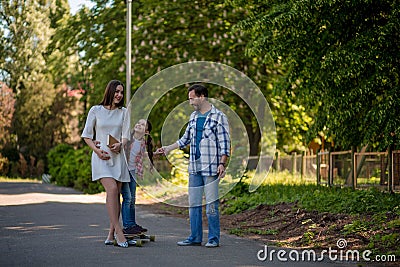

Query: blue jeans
left=121, top=170, right=137, bottom=228
left=187, top=173, right=220, bottom=244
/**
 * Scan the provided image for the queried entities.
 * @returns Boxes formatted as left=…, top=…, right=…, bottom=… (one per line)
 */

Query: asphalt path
left=0, top=182, right=360, bottom=267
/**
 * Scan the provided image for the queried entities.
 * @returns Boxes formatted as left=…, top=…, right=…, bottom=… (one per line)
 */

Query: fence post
left=351, top=146, right=356, bottom=189
left=328, top=151, right=332, bottom=187
left=292, top=152, right=297, bottom=175
left=316, top=149, right=320, bottom=185
left=275, top=151, right=280, bottom=171
left=388, top=145, right=393, bottom=193
left=301, top=151, right=306, bottom=179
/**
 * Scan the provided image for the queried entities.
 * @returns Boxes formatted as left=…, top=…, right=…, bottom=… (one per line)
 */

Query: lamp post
left=126, top=0, right=132, bottom=105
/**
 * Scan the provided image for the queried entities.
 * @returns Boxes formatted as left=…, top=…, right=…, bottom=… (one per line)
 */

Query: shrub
left=47, top=144, right=74, bottom=183
left=0, top=153, right=9, bottom=175
left=18, top=153, right=28, bottom=178
left=73, top=147, right=103, bottom=194
left=47, top=144, right=103, bottom=194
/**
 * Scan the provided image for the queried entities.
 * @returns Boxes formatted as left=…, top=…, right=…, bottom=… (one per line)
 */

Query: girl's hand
left=154, top=147, right=165, bottom=155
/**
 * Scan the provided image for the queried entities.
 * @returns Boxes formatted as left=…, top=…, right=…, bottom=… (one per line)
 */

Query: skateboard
left=124, top=233, right=155, bottom=247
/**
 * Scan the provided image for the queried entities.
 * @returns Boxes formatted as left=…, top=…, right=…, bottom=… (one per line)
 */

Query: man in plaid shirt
left=156, top=84, right=230, bottom=248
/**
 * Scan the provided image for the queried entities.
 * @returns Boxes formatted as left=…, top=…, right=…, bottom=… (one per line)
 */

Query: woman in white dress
left=81, top=80, right=130, bottom=248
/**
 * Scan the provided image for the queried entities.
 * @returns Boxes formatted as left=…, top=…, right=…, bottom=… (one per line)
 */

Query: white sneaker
left=205, top=241, right=219, bottom=247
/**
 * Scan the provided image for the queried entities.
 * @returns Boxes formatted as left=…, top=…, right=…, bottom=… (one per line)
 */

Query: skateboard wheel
left=149, top=235, right=155, bottom=242
left=136, top=240, right=143, bottom=247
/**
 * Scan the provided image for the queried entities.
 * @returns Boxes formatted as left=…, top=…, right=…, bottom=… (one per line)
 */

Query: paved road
left=0, top=182, right=360, bottom=267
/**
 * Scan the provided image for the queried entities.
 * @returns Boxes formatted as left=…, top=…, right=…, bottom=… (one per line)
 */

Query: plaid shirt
left=177, top=105, right=230, bottom=176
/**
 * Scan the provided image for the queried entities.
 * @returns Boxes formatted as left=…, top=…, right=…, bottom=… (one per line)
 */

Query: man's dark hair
left=188, top=84, right=208, bottom=98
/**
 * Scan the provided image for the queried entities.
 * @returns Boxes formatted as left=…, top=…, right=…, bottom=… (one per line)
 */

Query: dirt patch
left=139, top=201, right=359, bottom=249
left=220, top=202, right=359, bottom=249
left=138, top=201, right=399, bottom=266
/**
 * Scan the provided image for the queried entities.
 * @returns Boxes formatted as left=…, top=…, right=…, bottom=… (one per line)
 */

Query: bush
left=72, top=147, right=103, bottom=194
left=47, top=144, right=74, bottom=183
left=0, top=147, right=45, bottom=178
left=47, top=144, right=103, bottom=194
left=0, top=153, right=10, bottom=175
left=18, top=153, right=28, bottom=178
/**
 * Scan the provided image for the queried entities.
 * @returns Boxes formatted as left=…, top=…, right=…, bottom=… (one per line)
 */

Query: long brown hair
left=99, top=80, right=124, bottom=108
left=145, top=120, right=154, bottom=166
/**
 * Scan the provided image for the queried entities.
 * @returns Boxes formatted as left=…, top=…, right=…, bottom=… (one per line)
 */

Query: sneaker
left=177, top=239, right=201, bottom=246
left=135, top=224, right=147, bottom=233
left=123, top=226, right=142, bottom=235
left=205, top=240, right=219, bottom=248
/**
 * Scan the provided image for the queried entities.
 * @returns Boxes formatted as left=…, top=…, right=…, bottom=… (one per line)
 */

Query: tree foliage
left=0, top=82, right=15, bottom=149
left=229, top=0, right=400, bottom=150
left=0, top=0, right=82, bottom=167
left=4, top=0, right=395, bottom=176
left=52, top=0, right=127, bottom=107
left=129, top=0, right=269, bottom=155
left=56, top=0, right=313, bottom=154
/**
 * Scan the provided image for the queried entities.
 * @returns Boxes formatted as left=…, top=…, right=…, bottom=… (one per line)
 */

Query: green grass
left=222, top=170, right=400, bottom=215
left=222, top=170, right=400, bottom=256
left=228, top=228, right=278, bottom=236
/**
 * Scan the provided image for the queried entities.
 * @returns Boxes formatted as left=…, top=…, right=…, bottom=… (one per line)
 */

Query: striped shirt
left=177, top=105, right=230, bottom=176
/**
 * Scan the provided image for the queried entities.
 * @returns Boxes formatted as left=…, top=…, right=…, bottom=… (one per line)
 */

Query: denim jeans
left=187, top=173, right=220, bottom=244
left=121, top=170, right=137, bottom=228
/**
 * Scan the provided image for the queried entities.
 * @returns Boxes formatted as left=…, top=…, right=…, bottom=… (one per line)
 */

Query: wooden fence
left=272, top=149, right=400, bottom=192
left=153, top=149, right=400, bottom=192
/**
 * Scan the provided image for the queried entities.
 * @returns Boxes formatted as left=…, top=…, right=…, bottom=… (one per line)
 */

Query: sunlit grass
left=244, top=169, right=316, bottom=186
left=137, top=168, right=316, bottom=205
left=0, top=176, right=41, bottom=183
left=139, top=165, right=242, bottom=205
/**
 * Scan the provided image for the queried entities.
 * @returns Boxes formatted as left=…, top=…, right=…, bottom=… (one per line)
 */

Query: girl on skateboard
left=122, top=119, right=154, bottom=235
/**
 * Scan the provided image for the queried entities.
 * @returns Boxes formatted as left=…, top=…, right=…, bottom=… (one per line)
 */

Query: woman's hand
left=95, top=149, right=110, bottom=160
left=84, top=138, right=110, bottom=160
left=109, top=142, right=122, bottom=154
left=93, top=140, right=101, bottom=149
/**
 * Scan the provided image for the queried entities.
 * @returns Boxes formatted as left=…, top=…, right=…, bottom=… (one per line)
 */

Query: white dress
left=81, top=105, right=130, bottom=182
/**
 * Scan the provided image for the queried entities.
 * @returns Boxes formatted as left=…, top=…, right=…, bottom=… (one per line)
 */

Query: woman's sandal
left=104, top=239, right=114, bottom=245
left=114, top=234, right=128, bottom=248
left=114, top=240, right=128, bottom=248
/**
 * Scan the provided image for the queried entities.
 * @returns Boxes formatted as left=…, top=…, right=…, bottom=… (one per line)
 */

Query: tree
left=53, top=0, right=127, bottom=107
left=229, top=0, right=400, bottom=150
left=54, top=0, right=315, bottom=156
left=126, top=0, right=313, bottom=154
left=0, top=0, right=82, bottom=166
left=0, top=82, right=15, bottom=149
left=0, top=0, right=53, bottom=92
